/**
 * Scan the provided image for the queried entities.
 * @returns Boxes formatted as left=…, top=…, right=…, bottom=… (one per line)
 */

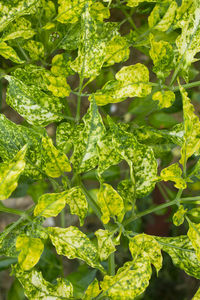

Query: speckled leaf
left=51, top=53, right=74, bottom=77
left=0, top=42, right=24, bottom=64
left=152, top=90, right=175, bottom=109
left=129, top=234, right=162, bottom=274
left=157, top=235, right=200, bottom=279
left=93, top=64, right=151, bottom=105
left=0, top=114, right=43, bottom=179
left=45, top=74, right=71, bottom=97
left=66, top=187, right=88, bottom=226
left=57, top=0, right=90, bottom=24
left=95, top=229, right=116, bottom=261
left=0, top=0, right=40, bottom=32
left=2, top=17, right=35, bottom=41
left=148, top=1, right=177, bottom=32
left=83, top=278, right=100, bottom=300
left=23, top=40, right=44, bottom=60
left=34, top=191, right=67, bottom=218
left=179, top=84, right=200, bottom=165
left=193, top=287, right=200, bottom=300
left=5, top=75, right=64, bottom=126
left=56, top=122, right=75, bottom=152
left=0, top=145, right=27, bottom=200
left=160, top=163, right=187, bottom=189
left=48, top=226, right=104, bottom=272
left=90, top=2, right=110, bottom=22
left=117, top=179, right=135, bottom=211
left=16, top=235, right=44, bottom=270
left=109, top=118, right=158, bottom=198
left=149, top=34, right=174, bottom=79
left=71, top=98, right=105, bottom=173
left=100, top=257, right=152, bottom=300
left=42, top=136, right=71, bottom=178
left=173, top=205, right=187, bottom=226
left=13, top=265, right=73, bottom=299
left=97, top=183, right=125, bottom=224
left=127, top=0, right=159, bottom=7
left=188, top=222, right=200, bottom=261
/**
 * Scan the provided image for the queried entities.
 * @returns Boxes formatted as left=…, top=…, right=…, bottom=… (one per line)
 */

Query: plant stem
left=80, top=182, right=102, bottom=219
left=108, top=252, right=115, bottom=276
left=76, top=77, right=84, bottom=122
left=173, top=81, right=200, bottom=91
left=60, top=208, right=65, bottom=228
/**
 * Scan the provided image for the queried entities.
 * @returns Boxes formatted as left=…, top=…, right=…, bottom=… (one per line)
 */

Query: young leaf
left=16, top=235, right=44, bottom=271
left=152, top=90, right=175, bottom=109
left=187, top=222, right=200, bottom=261
left=5, top=76, right=64, bottom=126
left=0, top=145, right=27, bottom=200
left=95, top=229, right=116, bottom=261
left=66, top=187, right=88, bottom=226
left=42, top=136, right=71, bottom=178
left=179, top=84, right=200, bottom=165
left=157, top=236, right=200, bottom=279
left=83, top=278, right=100, bottom=300
left=48, top=226, right=104, bottom=272
left=34, top=191, right=67, bottom=218
left=100, top=257, right=152, bottom=299
left=160, top=163, right=187, bottom=189
left=97, top=183, right=125, bottom=224
left=23, top=40, right=44, bottom=60
left=13, top=265, right=73, bottom=299
left=0, top=42, right=24, bottom=64
left=173, top=205, right=187, bottom=226
left=129, top=234, right=162, bottom=274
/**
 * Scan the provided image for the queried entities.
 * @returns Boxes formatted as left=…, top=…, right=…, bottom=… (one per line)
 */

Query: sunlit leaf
left=95, top=229, right=116, bottom=261
left=2, top=17, right=35, bottom=41
left=83, top=278, right=100, bottom=300
left=23, top=40, right=44, bottom=60
left=188, top=221, right=200, bottom=261
left=152, top=90, right=175, bottom=108
left=160, top=163, right=187, bottom=189
left=0, top=42, right=24, bottom=64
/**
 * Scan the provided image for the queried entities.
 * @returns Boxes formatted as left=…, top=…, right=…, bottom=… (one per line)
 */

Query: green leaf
left=129, top=234, right=162, bottom=274
left=57, top=0, right=90, bottom=24
left=48, top=226, right=104, bottom=272
left=0, top=145, right=27, bottom=200
left=0, top=114, right=43, bottom=178
left=0, top=0, right=40, bottom=32
left=13, top=265, right=73, bottom=299
left=127, top=0, right=159, bottom=7
left=97, top=183, right=125, bottom=224
left=90, top=2, right=110, bottom=22
left=92, top=63, right=152, bottom=105
left=95, top=229, right=116, bottom=261
left=117, top=179, right=135, bottom=211
left=148, top=1, right=177, bottom=32
left=16, top=235, right=44, bottom=270
left=100, top=257, right=152, bottom=299
left=149, top=34, right=174, bottom=79
left=152, top=90, right=175, bottom=109
left=66, top=186, right=88, bottom=226
left=42, top=136, right=71, bottom=178
left=56, top=121, right=75, bottom=152
left=157, top=235, right=200, bottom=279
left=0, top=42, right=24, bottom=64
left=193, top=287, right=200, bottom=300
left=179, top=84, right=200, bottom=165
left=160, top=163, right=187, bottom=189
left=187, top=221, right=200, bottom=261
left=2, top=17, right=35, bottom=41
left=34, top=191, right=67, bottom=218
left=83, top=278, right=100, bottom=300
left=5, top=76, right=64, bottom=126
left=173, top=205, right=187, bottom=226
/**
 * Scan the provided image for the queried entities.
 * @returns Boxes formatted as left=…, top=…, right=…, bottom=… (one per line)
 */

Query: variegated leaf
left=160, top=163, right=187, bottom=189
left=83, top=278, right=100, bottom=300
left=173, top=205, right=187, bottom=226
left=95, top=229, right=116, bottom=261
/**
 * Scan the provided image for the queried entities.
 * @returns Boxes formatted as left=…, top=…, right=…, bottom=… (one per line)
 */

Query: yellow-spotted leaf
left=149, top=34, right=174, bottom=79
left=93, top=63, right=152, bottom=105
left=34, top=191, right=67, bottom=218
left=57, top=0, right=89, bottom=24
left=0, top=145, right=27, bottom=200
left=127, top=0, right=158, bottom=7
left=97, top=184, right=125, bottom=224
left=0, top=42, right=24, bottom=64
left=51, top=53, right=74, bottom=77
left=148, top=1, right=177, bottom=32
left=5, top=76, right=64, bottom=126
left=179, top=84, right=200, bottom=165
left=129, top=234, right=162, bottom=274
left=2, top=17, right=35, bottom=41
left=45, top=74, right=71, bottom=97
left=13, top=265, right=73, bottom=299
left=66, top=187, right=88, bottom=226
left=101, top=257, right=152, bottom=300
left=48, top=226, right=105, bottom=272
left=173, top=205, right=187, bottom=226
left=152, top=90, right=175, bottom=109
left=16, top=235, right=44, bottom=270
left=160, top=163, right=187, bottom=189
left=95, top=229, right=116, bottom=261
left=83, top=278, right=100, bottom=300
left=187, top=222, right=200, bottom=261
left=117, top=179, right=135, bottom=211
left=42, top=136, right=71, bottom=178
left=90, top=2, right=110, bottom=22
left=23, top=40, right=44, bottom=60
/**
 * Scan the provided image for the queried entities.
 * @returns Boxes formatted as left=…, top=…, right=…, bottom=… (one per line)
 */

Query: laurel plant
left=1, top=0, right=200, bottom=299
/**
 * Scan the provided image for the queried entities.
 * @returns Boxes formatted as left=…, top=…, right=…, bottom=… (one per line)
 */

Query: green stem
left=60, top=209, right=66, bottom=228
left=108, top=252, right=115, bottom=276
left=80, top=183, right=102, bottom=219
left=0, top=205, right=26, bottom=216
left=76, top=77, right=84, bottom=122
left=173, top=81, right=200, bottom=91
